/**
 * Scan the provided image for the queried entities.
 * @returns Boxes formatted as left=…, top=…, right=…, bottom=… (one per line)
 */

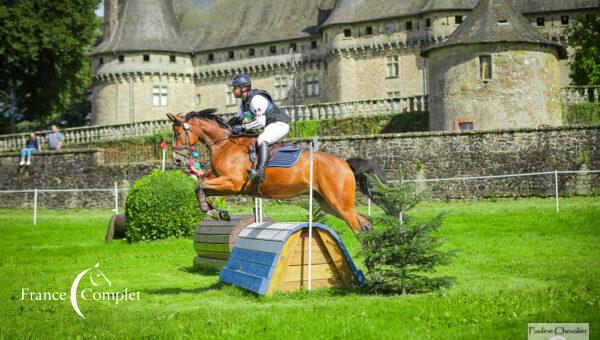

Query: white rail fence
left=1, top=169, right=598, bottom=225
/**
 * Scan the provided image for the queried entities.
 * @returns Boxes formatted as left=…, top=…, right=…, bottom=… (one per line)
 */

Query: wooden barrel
left=193, top=215, right=272, bottom=270
left=105, top=214, right=127, bottom=243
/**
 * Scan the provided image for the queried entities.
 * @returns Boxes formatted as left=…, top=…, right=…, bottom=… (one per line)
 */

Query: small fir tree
left=360, top=173, right=459, bottom=294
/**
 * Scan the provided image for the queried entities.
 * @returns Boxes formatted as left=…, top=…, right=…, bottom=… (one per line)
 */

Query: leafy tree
left=567, top=6, right=600, bottom=86
left=360, top=173, right=459, bottom=295
left=0, top=0, right=101, bottom=133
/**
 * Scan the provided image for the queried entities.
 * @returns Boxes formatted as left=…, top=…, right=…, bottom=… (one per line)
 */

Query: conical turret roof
left=421, top=0, right=567, bottom=59
left=92, top=0, right=192, bottom=56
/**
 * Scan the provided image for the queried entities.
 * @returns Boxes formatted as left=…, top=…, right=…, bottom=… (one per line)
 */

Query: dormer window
left=536, top=17, right=545, bottom=26
left=455, top=16, right=463, bottom=25
left=270, top=46, right=277, bottom=54
left=248, top=48, right=255, bottom=56
left=118, top=55, right=124, bottom=63
left=208, top=53, right=214, bottom=61
left=143, top=54, right=150, bottom=62
left=228, top=51, right=234, bottom=59
left=365, top=26, right=373, bottom=35
left=343, top=28, right=352, bottom=37
left=169, top=55, right=176, bottom=63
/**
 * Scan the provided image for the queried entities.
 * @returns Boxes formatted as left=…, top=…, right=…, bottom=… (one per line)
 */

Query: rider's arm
left=242, top=95, right=268, bottom=130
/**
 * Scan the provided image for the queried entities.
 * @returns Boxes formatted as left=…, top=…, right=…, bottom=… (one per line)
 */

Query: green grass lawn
left=0, top=197, right=599, bottom=339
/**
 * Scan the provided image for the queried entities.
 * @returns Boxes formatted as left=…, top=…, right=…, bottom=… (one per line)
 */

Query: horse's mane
left=185, top=108, right=230, bottom=129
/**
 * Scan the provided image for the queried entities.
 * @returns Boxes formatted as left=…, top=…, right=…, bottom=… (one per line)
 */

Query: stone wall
left=1, top=126, right=598, bottom=209
left=311, top=125, right=600, bottom=199
left=0, top=149, right=166, bottom=209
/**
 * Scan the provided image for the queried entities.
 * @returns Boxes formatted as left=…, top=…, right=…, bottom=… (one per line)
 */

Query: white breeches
left=257, top=122, right=290, bottom=145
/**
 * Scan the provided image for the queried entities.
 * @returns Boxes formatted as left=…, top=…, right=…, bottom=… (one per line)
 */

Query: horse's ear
left=166, top=113, right=179, bottom=122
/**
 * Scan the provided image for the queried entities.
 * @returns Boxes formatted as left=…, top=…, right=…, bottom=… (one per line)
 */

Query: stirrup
left=247, top=168, right=265, bottom=183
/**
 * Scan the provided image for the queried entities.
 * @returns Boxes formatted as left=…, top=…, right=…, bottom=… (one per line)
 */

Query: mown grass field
left=0, top=197, right=599, bottom=339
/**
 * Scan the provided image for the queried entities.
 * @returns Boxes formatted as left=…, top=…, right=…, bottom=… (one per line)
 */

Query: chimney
left=103, top=0, right=120, bottom=42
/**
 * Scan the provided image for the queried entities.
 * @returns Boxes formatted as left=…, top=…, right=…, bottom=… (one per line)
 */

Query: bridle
left=171, top=119, right=230, bottom=156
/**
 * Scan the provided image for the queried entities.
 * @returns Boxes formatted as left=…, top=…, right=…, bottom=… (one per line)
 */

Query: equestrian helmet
left=231, top=74, right=251, bottom=88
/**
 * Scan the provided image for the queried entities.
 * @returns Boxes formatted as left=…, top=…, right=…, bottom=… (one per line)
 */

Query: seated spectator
left=187, top=151, right=205, bottom=180
left=46, top=124, right=64, bottom=151
left=19, top=131, right=39, bottom=166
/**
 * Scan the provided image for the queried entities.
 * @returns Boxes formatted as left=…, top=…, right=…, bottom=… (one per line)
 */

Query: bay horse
left=166, top=109, right=384, bottom=237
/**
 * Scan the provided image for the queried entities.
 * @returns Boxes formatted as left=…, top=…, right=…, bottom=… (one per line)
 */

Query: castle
left=90, top=0, right=599, bottom=131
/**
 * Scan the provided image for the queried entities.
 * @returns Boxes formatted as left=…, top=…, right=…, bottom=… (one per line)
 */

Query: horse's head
left=166, top=109, right=230, bottom=166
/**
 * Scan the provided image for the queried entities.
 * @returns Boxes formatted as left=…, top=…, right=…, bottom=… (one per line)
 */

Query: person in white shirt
left=229, top=74, right=291, bottom=182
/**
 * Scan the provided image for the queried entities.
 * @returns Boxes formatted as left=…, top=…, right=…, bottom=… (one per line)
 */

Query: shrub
left=360, top=173, right=459, bottom=294
left=125, top=169, right=204, bottom=242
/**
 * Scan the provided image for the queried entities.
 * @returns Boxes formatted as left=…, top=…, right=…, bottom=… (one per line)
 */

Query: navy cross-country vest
left=242, top=89, right=291, bottom=125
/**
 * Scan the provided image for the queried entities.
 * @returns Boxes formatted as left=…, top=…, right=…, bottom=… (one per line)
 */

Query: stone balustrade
left=561, top=86, right=600, bottom=104
left=0, top=97, right=427, bottom=151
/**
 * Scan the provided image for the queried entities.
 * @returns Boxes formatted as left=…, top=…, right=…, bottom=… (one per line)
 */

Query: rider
left=229, top=74, right=291, bottom=182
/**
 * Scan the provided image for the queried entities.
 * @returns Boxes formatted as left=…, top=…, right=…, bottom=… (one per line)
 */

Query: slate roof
left=92, top=0, right=596, bottom=55
left=321, top=0, right=599, bottom=27
left=92, top=0, right=192, bottom=55
left=177, top=0, right=333, bottom=52
left=421, top=0, right=569, bottom=59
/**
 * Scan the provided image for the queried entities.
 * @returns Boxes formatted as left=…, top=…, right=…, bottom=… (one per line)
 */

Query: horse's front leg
left=197, top=175, right=241, bottom=221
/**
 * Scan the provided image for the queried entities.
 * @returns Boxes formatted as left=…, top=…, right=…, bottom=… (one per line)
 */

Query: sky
left=95, top=2, right=104, bottom=17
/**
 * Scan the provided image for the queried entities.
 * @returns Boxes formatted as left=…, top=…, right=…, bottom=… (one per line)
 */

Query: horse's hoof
left=207, top=209, right=220, bottom=220
left=218, top=210, right=231, bottom=221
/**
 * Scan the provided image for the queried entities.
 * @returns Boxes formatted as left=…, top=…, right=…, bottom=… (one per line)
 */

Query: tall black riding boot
left=248, top=141, right=269, bottom=182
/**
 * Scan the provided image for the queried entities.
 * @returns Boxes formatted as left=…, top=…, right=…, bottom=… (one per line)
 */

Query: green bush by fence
left=125, top=169, right=204, bottom=242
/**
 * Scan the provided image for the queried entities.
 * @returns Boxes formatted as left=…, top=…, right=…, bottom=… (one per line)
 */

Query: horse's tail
left=346, top=157, right=387, bottom=200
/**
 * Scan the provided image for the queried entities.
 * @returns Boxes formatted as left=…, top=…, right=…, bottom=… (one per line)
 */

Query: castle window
left=152, top=86, right=168, bottom=106
left=99, top=57, right=104, bottom=65
left=536, top=17, right=545, bottom=26
left=479, top=55, right=492, bottom=81
left=143, top=54, right=150, bottom=62
left=386, top=56, right=399, bottom=78
left=170, top=55, right=176, bottom=63
left=290, top=43, right=297, bottom=52
left=228, top=51, right=234, bottom=59
left=248, top=48, right=255, bottom=56
left=305, top=74, right=320, bottom=97
left=270, top=45, right=277, bottom=54
left=365, top=26, right=373, bottom=35
left=497, top=19, right=509, bottom=25
left=455, top=15, right=463, bottom=25
left=561, top=16, right=570, bottom=25
left=274, top=76, right=289, bottom=100
left=196, top=94, right=201, bottom=106
left=118, top=55, right=124, bottom=63
left=311, top=40, right=318, bottom=49
left=208, top=53, right=214, bottom=61
left=343, top=28, right=352, bottom=37
left=458, top=122, right=474, bottom=131
left=406, top=21, right=413, bottom=30
left=225, top=85, right=236, bottom=106
left=426, top=18, right=431, bottom=28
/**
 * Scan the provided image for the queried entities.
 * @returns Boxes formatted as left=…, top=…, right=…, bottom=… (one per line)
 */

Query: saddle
left=248, top=141, right=303, bottom=168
